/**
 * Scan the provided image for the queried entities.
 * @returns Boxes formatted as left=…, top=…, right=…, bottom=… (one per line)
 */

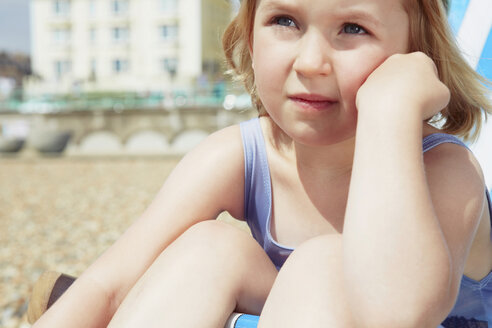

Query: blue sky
left=0, top=0, right=31, bottom=54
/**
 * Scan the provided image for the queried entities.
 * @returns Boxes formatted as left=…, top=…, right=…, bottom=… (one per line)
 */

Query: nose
left=293, top=30, right=332, bottom=77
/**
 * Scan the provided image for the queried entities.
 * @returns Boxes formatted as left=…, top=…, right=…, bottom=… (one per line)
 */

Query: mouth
left=288, top=94, right=338, bottom=111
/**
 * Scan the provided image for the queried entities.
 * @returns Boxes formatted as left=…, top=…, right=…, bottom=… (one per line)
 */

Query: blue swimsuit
left=240, top=118, right=492, bottom=327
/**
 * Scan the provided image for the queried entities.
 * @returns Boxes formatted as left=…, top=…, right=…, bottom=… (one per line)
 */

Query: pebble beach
left=0, top=156, right=248, bottom=328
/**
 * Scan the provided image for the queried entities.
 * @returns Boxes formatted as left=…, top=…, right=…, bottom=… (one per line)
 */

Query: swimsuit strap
left=422, top=133, right=492, bottom=237
left=422, top=133, right=468, bottom=152
left=240, top=118, right=272, bottom=244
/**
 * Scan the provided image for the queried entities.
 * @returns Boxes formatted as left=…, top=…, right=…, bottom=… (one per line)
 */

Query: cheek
left=254, top=56, right=281, bottom=105
left=336, top=51, right=389, bottom=103
left=254, top=54, right=280, bottom=85
left=253, top=39, right=290, bottom=98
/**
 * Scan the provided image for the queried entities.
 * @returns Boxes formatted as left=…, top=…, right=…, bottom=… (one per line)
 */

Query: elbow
left=353, top=297, right=454, bottom=328
left=351, top=269, right=456, bottom=328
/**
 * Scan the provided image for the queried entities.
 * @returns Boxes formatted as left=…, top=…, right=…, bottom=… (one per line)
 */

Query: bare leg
left=108, top=220, right=277, bottom=328
left=258, top=234, right=355, bottom=328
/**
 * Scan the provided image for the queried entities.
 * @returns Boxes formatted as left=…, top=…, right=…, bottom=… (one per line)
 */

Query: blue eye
left=342, top=23, right=367, bottom=34
left=273, top=16, right=296, bottom=27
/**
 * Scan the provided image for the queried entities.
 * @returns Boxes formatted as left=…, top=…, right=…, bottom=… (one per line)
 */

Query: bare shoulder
left=184, top=123, right=244, bottom=163
left=162, top=124, right=245, bottom=219
left=423, top=136, right=484, bottom=188
left=422, top=124, right=484, bottom=201
left=422, top=131, right=491, bottom=280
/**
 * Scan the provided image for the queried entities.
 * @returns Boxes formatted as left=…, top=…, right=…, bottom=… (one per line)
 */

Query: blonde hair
left=222, top=0, right=492, bottom=141
left=222, top=0, right=265, bottom=114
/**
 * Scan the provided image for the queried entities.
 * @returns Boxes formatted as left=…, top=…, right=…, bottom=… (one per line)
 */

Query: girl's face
left=251, top=0, right=410, bottom=146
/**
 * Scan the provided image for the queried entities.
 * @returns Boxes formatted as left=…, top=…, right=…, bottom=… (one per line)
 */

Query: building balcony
left=48, top=18, right=72, bottom=28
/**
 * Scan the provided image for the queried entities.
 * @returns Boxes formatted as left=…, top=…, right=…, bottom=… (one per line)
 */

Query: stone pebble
left=0, top=156, right=248, bottom=327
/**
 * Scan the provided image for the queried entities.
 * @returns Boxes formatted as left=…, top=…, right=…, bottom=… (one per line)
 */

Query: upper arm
left=423, top=143, right=486, bottom=298
left=82, top=124, right=245, bottom=307
left=142, top=124, right=245, bottom=222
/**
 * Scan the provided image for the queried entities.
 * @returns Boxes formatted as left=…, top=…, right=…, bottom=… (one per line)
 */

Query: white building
left=26, top=0, right=232, bottom=96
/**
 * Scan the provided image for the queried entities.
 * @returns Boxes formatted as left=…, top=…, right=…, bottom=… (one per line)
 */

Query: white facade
left=27, top=0, right=230, bottom=96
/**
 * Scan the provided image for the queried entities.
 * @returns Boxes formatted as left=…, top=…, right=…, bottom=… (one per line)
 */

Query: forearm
left=343, top=109, right=451, bottom=327
left=32, top=274, right=117, bottom=328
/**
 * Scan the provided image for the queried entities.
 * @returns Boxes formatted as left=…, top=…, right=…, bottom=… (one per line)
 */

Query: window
left=112, top=59, right=129, bottom=73
left=54, top=60, right=71, bottom=78
left=112, top=27, right=129, bottom=42
left=162, top=58, right=178, bottom=77
left=53, top=0, right=70, bottom=15
left=160, top=25, right=178, bottom=41
left=89, top=28, right=97, bottom=43
left=161, top=0, right=178, bottom=12
left=89, top=0, right=96, bottom=16
left=52, top=28, right=71, bottom=44
left=91, top=59, right=97, bottom=73
left=111, top=0, right=129, bottom=15
left=89, top=59, right=97, bottom=80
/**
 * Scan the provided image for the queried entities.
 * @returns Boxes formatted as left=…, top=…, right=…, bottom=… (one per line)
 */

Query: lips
left=289, top=94, right=337, bottom=111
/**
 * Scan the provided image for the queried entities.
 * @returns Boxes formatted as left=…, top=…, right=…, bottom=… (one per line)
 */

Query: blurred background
left=0, top=0, right=254, bottom=157
left=0, top=0, right=490, bottom=327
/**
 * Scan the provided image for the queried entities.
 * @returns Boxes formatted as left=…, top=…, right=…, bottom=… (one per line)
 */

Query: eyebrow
left=258, top=0, right=383, bottom=29
left=330, top=8, right=383, bottom=29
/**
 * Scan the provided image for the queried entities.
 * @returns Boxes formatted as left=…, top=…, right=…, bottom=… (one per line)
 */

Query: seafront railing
left=0, top=87, right=252, bottom=114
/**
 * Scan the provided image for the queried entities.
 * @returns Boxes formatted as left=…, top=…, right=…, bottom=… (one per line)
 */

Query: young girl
left=33, top=0, right=491, bottom=327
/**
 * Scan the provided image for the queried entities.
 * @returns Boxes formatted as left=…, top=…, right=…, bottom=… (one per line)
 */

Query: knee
left=182, top=220, right=250, bottom=250
left=297, top=233, right=343, bottom=252
left=177, top=220, right=265, bottom=268
left=282, top=234, right=343, bottom=273
left=170, top=220, right=276, bottom=294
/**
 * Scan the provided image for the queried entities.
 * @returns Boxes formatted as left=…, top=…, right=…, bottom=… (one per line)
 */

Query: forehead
left=255, top=0, right=408, bottom=18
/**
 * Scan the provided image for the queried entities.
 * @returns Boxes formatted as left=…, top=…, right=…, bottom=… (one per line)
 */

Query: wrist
left=356, top=103, right=423, bottom=137
left=358, top=99, right=422, bottom=120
